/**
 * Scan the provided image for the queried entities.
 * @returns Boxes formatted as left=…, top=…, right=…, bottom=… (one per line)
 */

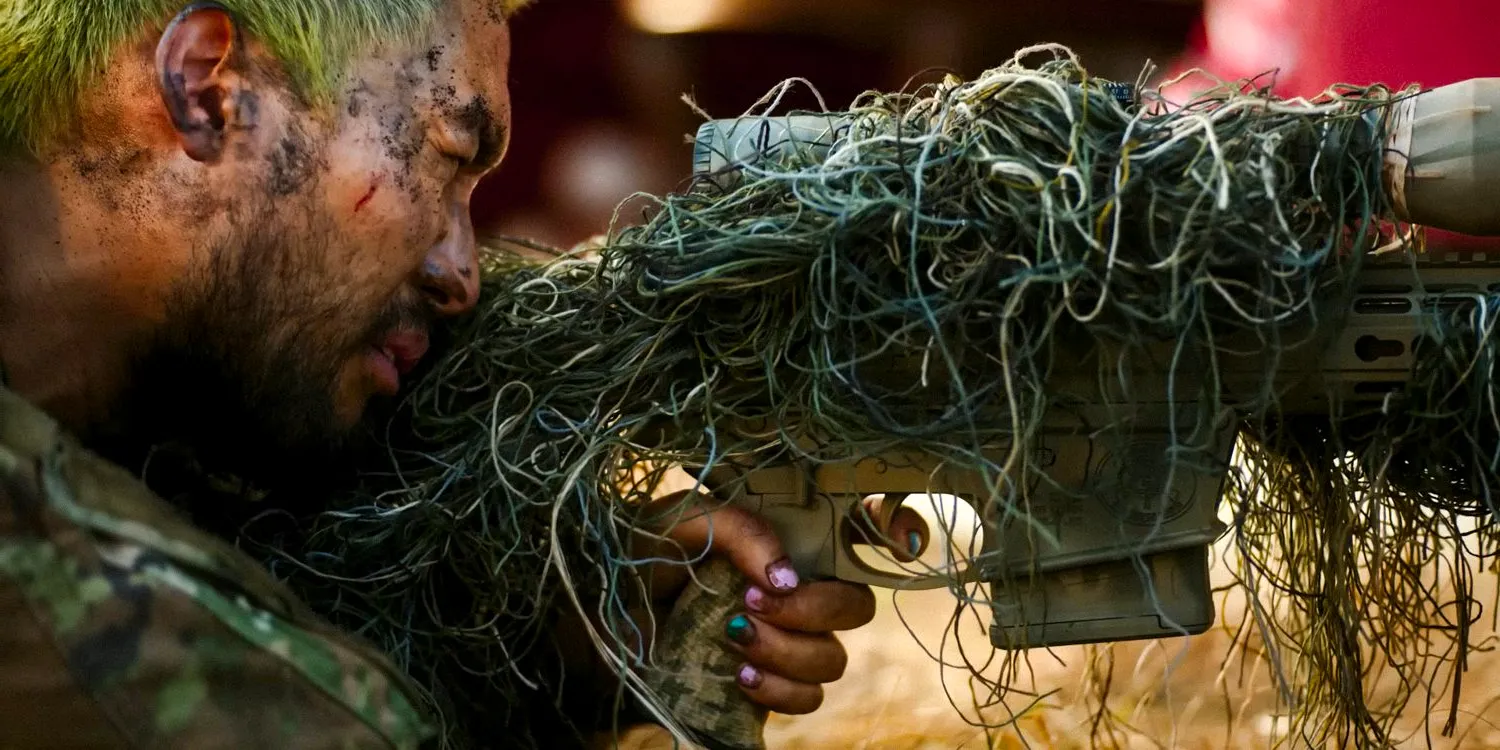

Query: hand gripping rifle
left=640, top=78, right=1500, bottom=749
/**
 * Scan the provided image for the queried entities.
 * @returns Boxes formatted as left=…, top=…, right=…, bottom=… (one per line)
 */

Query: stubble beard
left=88, top=193, right=408, bottom=504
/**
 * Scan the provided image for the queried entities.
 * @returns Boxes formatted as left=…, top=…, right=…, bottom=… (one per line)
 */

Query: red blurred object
left=1169, top=0, right=1500, bottom=251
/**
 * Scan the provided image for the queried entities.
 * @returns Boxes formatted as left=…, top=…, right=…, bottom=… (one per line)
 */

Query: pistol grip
left=644, top=556, right=767, bottom=750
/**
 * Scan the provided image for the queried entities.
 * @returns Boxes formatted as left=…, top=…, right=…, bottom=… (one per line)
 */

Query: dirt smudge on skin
left=378, top=107, right=424, bottom=197
left=447, top=94, right=506, bottom=166
left=73, top=148, right=149, bottom=181
left=234, top=91, right=261, bottom=131
left=268, top=123, right=319, bottom=196
left=395, top=62, right=423, bottom=94
left=72, top=147, right=154, bottom=215
left=450, top=96, right=493, bottom=138
left=346, top=81, right=373, bottom=118
left=375, top=60, right=431, bottom=199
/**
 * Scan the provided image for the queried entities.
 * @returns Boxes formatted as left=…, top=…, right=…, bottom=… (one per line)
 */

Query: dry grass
left=634, top=466, right=1500, bottom=748
left=762, top=537, right=1500, bottom=750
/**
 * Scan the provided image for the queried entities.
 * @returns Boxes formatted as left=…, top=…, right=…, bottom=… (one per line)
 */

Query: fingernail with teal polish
left=737, top=664, right=763, bottom=689
left=907, top=530, right=922, bottom=557
left=766, top=558, right=799, bottom=591
left=725, top=614, right=756, bottom=645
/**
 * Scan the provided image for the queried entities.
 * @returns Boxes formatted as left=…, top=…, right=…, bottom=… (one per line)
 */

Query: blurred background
left=477, top=0, right=1500, bottom=746
left=475, top=0, right=1500, bottom=251
left=476, top=0, right=1200, bottom=247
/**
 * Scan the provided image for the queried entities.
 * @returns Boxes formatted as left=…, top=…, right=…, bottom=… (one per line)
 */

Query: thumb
left=656, top=499, right=801, bottom=596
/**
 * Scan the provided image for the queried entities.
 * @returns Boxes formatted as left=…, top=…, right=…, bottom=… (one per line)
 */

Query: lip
left=366, top=328, right=430, bottom=396
left=379, top=328, right=431, bottom=376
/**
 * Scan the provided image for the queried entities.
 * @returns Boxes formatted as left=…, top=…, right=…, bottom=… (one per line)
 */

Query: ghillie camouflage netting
left=249, top=44, right=1499, bottom=749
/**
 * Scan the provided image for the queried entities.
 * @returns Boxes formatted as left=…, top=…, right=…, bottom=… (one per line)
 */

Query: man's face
left=92, top=0, right=513, bottom=482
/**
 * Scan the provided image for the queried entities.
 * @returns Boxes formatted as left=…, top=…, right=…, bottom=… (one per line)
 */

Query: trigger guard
left=700, top=462, right=956, bottom=591
left=830, top=493, right=952, bottom=591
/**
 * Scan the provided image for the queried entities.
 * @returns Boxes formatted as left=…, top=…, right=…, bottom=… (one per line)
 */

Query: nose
left=417, top=210, right=479, bottom=317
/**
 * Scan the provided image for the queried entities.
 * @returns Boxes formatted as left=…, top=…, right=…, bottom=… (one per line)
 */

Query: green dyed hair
left=0, top=0, right=533, bottom=158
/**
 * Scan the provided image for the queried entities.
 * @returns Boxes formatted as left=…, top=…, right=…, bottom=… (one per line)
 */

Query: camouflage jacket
left=0, top=382, right=435, bottom=749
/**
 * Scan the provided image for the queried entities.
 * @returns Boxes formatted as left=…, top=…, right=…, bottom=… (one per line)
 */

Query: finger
left=658, top=502, right=799, bottom=595
left=723, top=614, right=847, bottom=683
left=620, top=490, right=716, bottom=597
left=885, top=506, right=929, bottom=560
left=734, top=663, right=824, bottom=716
left=848, top=496, right=930, bottom=563
left=742, top=580, right=875, bottom=633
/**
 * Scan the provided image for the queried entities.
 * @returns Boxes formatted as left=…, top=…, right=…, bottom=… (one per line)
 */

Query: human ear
left=154, top=2, right=252, bottom=163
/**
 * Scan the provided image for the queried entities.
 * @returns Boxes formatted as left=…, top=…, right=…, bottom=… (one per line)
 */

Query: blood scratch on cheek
left=354, top=176, right=383, bottom=213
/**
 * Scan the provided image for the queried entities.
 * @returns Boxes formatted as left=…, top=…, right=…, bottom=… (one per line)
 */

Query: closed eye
left=429, top=113, right=504, bottom=176
left=432, top=141, right=476, bottom=169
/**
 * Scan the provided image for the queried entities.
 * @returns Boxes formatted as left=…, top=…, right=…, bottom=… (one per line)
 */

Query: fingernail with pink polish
left=737, top=664, right=763, bottom=689
left=744, top=585, right=769, bottom=613
left=766, top=558, right=799, bottom=591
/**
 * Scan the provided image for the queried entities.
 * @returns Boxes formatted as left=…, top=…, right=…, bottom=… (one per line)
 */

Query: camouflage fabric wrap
left=644, top=557, right=767, bottom=750
left=0, top=384, right=434, bottom=749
